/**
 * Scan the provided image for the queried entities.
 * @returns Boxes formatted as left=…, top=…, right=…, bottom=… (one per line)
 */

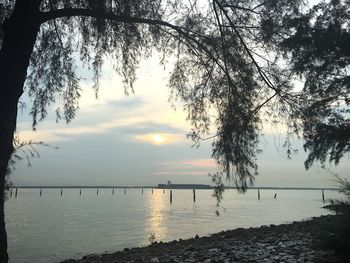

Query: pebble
left=61, top=215, right=343, bottom=263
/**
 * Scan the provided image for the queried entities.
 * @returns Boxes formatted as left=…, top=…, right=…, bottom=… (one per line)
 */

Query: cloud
left=157, top=158, right=217, bottom=169
left=153, top=158, right=218, bottom=178
left=17, top=117, right=188, bottom=144
left=113, top=121, right=186, bottom=134
left=17, top=68, right=191, bottom=143
left=17, top=125, right=108, bottom=143
left=180, top=159, right=217, bottom=168
left=17, top=130, right=69, bottom=143
left=106, top=97, right=149, bottom=109
left=154, top=171, right=209, bottom=176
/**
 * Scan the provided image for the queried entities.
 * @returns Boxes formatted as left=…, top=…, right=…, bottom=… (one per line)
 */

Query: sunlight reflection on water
left=147, top=190, right=167, bottom=241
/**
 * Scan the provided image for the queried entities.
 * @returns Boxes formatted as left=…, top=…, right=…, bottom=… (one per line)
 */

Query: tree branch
left=214, top=0, right=279, bottom=94
left=49, top=0, right=64, bottom=49
left=40, top=8, right=185, bottom=32
left=221, top=4, right=260, bottom=14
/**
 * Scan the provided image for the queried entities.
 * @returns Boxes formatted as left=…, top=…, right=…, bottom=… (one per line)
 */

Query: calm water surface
left=5, top=188, right=342, bottom=263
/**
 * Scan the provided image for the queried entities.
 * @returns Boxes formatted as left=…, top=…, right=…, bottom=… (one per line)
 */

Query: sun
left=152, top=134, right=166, bottom=144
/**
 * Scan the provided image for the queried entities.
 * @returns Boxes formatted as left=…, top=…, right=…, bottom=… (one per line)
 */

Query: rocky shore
left=62, top=214, right=346, bottom=263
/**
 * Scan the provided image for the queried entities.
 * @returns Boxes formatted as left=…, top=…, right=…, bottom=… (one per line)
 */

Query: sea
left=4, top=188, right=343, bottom=263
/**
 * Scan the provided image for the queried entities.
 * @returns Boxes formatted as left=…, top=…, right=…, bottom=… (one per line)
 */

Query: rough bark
left=0, top=0, right=41, bottom=261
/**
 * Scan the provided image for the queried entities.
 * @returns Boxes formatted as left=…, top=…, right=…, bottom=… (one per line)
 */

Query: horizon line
left=7, top=185, right=340, bottom=191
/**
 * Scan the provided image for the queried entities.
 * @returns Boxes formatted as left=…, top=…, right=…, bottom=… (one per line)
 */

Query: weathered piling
left=10, top=188, right=12, bottom=197
left=112, top=188, right=115, bottom=195
left=322, top=189, right=325, bottom=202
left=193, top=189, right=196, bottom=203
left=170, top=190, right=173, bottom=204
left=97, top=188, right=99, bottom=195
left=79, top=189, right=82, bottom=196
left=40, top=188, right=42, bottom=196
left=152, top=188, right=153, bottom=194
left=15, top=188, right=18, bottom=198
left=258, top=189, right=260, bottom=200
left=60, top=189, right=63, bottom=196
left=163, top=189, right=165, bottom=194
left=142, top=188, right=143, bottom=194
left=124, top=188, right=126, bottom=195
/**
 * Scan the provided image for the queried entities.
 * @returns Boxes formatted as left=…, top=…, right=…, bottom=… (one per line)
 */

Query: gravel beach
left=62, top=214, right=347, bottom=263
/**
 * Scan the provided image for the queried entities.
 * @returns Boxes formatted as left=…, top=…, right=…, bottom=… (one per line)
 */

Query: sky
left=12, top=56, right=350, bottom=188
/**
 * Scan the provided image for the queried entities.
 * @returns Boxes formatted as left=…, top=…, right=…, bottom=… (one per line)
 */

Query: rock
left=278, top=242, right=286, bottom=248
left=195, top=234, right=199, bottom=239
left=208, top=248, right=221, bottom=254
left=266, top=245, right=276, bottom=250
left=150, top=257, right=160, bottom=263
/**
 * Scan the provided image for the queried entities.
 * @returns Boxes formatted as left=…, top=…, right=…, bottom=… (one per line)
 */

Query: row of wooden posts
left=7, top=188, right=178, bottom=204
left=9, top=188, right=326, bottom=203
left=8, top=188, right=179, bottom=203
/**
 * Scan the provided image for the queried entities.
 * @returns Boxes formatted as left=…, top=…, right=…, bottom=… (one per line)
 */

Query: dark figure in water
left=274, top=193, right=277, bottom=199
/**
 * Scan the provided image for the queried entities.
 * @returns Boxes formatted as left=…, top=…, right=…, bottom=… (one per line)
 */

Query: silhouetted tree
left=270, top=0, right=350, bottom=170
left=0, top=0, right=348, bottom=261
left=207, top=0, right=349, bottom=213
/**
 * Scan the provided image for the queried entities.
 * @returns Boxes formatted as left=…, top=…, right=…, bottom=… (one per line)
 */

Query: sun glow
left=153, top=134, right=166, bottom=144
left=134, top=132, right=185, bottom=145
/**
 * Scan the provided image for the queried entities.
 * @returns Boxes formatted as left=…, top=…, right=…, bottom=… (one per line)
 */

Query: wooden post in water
left=193, top=189, right=196, bottom=203
left=124, top=188, right=126, bottom=195
left=170, top=190, right=173, bottom=204
left=10, top=188, right=12, bottom=197
left=97, top=188, right=99, bottom=195
left=60, top=189, right=63, bottom=196
left=112, top=188, right=114, bottom=195
left=15, top=188, right=18, bottom=198
left=163, top=189, right=165, bottom=194
left=142, top=188, right=143, bottom=194
left=258, top=189, right=260, bottom=200
left=322, top=189, right=325, bottom=203
left=40, top=188, right=42, bottom=197
left=152, top=188, right=153, bottom=194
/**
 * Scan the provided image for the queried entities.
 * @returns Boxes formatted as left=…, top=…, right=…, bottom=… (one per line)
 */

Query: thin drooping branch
left=251, top=91, right=278, bottom=115
left=221, top=4, right=260, bottom=14
left=214, top=0, right=279, bottom=93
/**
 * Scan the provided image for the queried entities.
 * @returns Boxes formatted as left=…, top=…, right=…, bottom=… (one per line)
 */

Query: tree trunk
left=0, top=0, right=41, bottom=261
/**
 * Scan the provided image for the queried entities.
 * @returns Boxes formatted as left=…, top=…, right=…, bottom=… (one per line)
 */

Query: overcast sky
left=12, top=56, right=350, bottom=188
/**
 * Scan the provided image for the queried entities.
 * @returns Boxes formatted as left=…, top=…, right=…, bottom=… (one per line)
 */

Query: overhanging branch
left=40, top=8, right=185, bottom=34
left=39, top=8, right=229, bottom=77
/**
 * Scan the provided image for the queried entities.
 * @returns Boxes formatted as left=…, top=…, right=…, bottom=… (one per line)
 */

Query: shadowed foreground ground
left=62, top=214, right=349, bottom=263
